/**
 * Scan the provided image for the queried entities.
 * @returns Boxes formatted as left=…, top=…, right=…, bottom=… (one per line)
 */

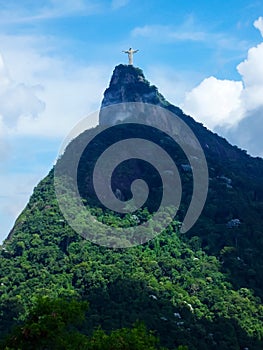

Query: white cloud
left=216, top=106, right=263, bottom=157
left=254, top=16, right=263, bottom=37
left=237, top=43, right=263, bottom=87
left=0, top=34, right=109, bottom=139
left=0, top=52, right=45, bottom=168
left=0, top=82, right=45, bottom=129
left=13, top=66, right=107, bottom=138
left=181, top=17, right=263, bottom=135
left=236, top=41, right=263, bottom=112
left=183, top=77, right=244, bottom=129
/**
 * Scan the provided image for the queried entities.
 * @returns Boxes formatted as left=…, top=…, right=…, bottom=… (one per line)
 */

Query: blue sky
left=0, top=0, right=263, bottom=242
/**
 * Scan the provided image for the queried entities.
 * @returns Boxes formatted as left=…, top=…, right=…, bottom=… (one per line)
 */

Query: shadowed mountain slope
left=1, top=64, right=263, bottom=350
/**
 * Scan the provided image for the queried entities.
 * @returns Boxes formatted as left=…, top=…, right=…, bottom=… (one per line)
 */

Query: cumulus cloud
left=12, top=64, right=108, bottom=138
left=0, top=54, right=45, bottom=129
left=237, top=23, right=263, bottom=112
left=0, top=34, right=109, bottom=139
left=183, top=77, right=244, bottom=129
left=216, top=106, right=263, bottom=157
left=181, top=16, right=263, bottom=149
left=0, top=53, right=45, bottom=165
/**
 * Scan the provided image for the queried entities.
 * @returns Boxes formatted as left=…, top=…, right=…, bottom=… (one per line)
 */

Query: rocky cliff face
left=99, top=64, right=169, bottom=125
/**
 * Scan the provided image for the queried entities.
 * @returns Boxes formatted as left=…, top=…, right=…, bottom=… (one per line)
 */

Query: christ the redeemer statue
left=123, top=48, right=139, bottom=65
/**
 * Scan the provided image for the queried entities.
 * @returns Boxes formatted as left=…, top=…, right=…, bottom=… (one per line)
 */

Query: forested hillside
left=1, top=64, right=263, bottom=350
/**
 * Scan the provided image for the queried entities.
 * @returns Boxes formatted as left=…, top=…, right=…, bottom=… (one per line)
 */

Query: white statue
left=122, top=48, right=139, bottom=65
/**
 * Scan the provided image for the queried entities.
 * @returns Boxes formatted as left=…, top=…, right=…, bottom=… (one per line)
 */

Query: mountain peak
left=107, top=64, right=145, bottom=86
left=99, top=64, right=169, bottom=124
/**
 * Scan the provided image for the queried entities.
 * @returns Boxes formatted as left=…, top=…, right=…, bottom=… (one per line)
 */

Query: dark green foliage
left=2, top=297, right=88, bottom=350
left=2, top=297, right=169, bottom=350
left=86, top=322, right=166, bottom=350
left=0, top=171, right=262, bottom=349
